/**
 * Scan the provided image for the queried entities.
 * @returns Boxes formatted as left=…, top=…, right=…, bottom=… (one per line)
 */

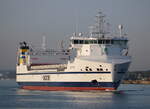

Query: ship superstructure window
left=79, top=40, right=84, bottom=44
left=89, top=40, right=94, bottom=44
left=73, top=40, right=78, bottom=44
left=72, top=39, right=114, bottom=44
left=94, top=40, right=97, bottom=44
left=106, top=40, right=110, bottom=44
left=98, top=40, right=102, bottom=44
left=98, top=39, right=112, bottom=44
left=85, top=40, right=89, bottom=44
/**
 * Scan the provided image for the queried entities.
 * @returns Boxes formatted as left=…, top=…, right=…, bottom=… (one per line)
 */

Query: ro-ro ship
left=16, top=11, right=131, bottom=91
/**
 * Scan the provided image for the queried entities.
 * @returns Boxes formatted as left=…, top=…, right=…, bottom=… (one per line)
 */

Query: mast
left=118, top=24, right=123, bottom=37
left=96, top=11, right=105, bottom=36
left=42, top=35, right=46, bottom=50
left=90, top=10, right=107, bottom=38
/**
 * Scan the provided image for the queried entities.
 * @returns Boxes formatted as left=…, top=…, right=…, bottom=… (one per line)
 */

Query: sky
left=0, top=0, right=150, bottom=71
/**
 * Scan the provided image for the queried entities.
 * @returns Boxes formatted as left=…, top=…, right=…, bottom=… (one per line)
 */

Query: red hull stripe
left=22, top=86, right=115, bottom=91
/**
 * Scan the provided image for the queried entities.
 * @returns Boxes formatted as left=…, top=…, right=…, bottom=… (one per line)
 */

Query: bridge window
left=106, top=40, right=111, bottom=44
left=98, top=40, right=112, bottom=44
left=85, top=40, right=89, bottom=44
left=72, top=39, right=115, bottom=44
left=89, top=40, right=94, bottom=44
left=98, top=40, right=102, bottom=44
left=73, top=40, right=78, bottom=44
left=79, top=40, right=84, bottom=44
left=84, top=40, right=98, bottom=44
left=93, top=40, right=97, bottom=44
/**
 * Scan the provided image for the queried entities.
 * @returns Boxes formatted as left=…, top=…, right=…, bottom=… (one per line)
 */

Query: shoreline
left=122, top=80, right=150, bottom=84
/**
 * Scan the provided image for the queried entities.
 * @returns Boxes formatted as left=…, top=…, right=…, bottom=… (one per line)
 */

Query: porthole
left=106, top=69, right=108, bottom=71
left=89, top=68, right=92, bottom=71
left=91, top=79, right=98, bottom=84
left=97, top=68, right=100, bottom=71
left=86, top=69, right=88, bottom=71
left=99, top=65, right=102, bottom=67
left=100, top=68, right=103, bottom=71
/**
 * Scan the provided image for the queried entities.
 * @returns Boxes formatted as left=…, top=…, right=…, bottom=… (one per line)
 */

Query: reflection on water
left=0, top=80, right=150, bottom=109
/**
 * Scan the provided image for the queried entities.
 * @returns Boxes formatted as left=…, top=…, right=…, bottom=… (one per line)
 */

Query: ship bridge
left=70, top=36, right=129, bottom=58
left=69, top=10, right=129, bottom=58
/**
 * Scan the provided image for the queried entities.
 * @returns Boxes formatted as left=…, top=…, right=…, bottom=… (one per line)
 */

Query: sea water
left=0, top=80, right=150, bottom=109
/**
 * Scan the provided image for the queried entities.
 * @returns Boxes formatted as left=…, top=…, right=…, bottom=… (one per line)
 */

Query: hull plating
left=18, top=82, right=120, bottom=91
left=21, top=86, right=115, bottom=91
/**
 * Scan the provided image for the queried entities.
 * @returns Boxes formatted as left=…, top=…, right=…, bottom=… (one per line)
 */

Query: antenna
left=96, top=10, right=105, bottom=36
left=61, top=40, right=64, bottom=49
left=89, top=26, right=94, bottom=37
left=75, top=9, right=79, bottom=36
left=106, top=22, right=110, bottom=34
left=76, top=16, right=79, bottom=36
left=118, top=24, right=123, bottom=37
left=90, top=10, right=107, bottom=38
left=42, top=35, right=46, bottom=50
